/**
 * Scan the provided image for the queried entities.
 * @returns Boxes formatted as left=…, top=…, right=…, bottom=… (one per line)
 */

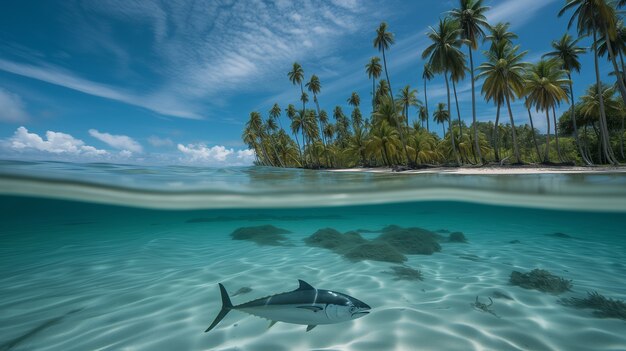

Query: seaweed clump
left=384, top=266, right=423, bottom=281
left=230, top=225, right=291, bottom=246
left=448, top=232, right=468, bottom=243
left=304, top=228, right=366, bottom=250
left=559, top=291, right=626, bottom=320
left=377, top=227, right=441, bottom=255
left=344, top=242, right=407, bottom=263
left=509, top=269, right=572, bottom=294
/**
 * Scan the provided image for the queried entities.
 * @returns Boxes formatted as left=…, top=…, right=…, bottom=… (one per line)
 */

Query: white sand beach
left=330, top=165, right=626, bottom=175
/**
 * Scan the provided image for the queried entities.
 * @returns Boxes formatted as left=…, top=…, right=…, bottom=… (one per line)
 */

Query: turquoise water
left=1, top=161, right=625, bottom=351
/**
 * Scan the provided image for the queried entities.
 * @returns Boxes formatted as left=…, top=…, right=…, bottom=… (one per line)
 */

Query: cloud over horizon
left=89, top=129, right=143, bottom=154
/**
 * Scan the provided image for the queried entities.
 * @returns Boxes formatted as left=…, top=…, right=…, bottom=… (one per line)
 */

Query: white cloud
left=0, top=88, right=29, bottom=123
left=487, top=0, right=560, bottom=29
left=88, top=129, right=143, bottom=153
left=0, top=1, right=371, bottom=121
left=9, top=126, right=107, bottom=155
left=147, top=135, right=174, bottom=147
left=177, top=143, right=255, bottom=166
left=0, top=59, right=201, bottom=119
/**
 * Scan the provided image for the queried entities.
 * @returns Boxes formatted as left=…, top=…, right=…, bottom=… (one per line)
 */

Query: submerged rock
left=509, top=240, right=522, bottom=244
left=448, top=232, right=468, bottom=243
left=377, top=227, right=441, bottom=255
left=559, top=291, right=626, bottom=321
left=384, top=266, right=423, bottom=281
left=509, top=269, right=572, bottom=294
left=344, top=242, right=407, bottom=263
left=230, top=225, right=291, bottom=246
left=304, top=228, right=366, bottom=251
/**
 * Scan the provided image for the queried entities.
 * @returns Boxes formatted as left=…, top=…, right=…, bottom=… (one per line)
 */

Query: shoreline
left=327, top=165, right=626, bottom=175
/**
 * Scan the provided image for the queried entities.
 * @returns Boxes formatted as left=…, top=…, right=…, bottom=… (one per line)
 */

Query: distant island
left=242, top=0, right=626, bottom=169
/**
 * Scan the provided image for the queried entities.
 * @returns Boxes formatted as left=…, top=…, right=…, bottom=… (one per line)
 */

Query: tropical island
left=241, top=0, right=626, bottom=170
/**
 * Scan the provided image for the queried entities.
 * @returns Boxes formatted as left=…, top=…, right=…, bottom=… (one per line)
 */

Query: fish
left=205, top=279, right=371, bottom=332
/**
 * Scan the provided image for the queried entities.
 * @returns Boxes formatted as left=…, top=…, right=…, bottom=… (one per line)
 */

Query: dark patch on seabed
left=0, top=308, right=83, bottom=351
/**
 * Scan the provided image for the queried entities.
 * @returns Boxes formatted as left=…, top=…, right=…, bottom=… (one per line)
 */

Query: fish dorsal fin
left=306, top=325, right=317, bottom=332
left=297, top=280, right=315, bottom=291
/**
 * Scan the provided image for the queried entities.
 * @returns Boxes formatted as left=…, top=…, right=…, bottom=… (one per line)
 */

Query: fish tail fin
left=204, top=283, right=233, bottom=333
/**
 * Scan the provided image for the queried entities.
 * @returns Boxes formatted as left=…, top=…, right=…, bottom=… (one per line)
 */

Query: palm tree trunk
left=568, top=77, right=593, bottom=165
left=604, top=23, right=626, bottom=105
left=372, top=78, right=376, bottom=112
left=313, top=96, right=330, bottom=168
left=493, top=104, right=501, bottom=162
left=592, top=123, right=603, bottom=163
left=452, top=79, right=464, bottom=138
left=442, top=124, right=445, bottom=138
left=592, top=23, right=619, bottom=164
left=505, top=94, right=521, bottom=163
left=424, top=79, right=430, bottom=132
left=468, top=47, right=483, bottom=164
left=551, top=106, right=563, bottom=162
left=544, top=109, right=551, bottom=163
left=444, top=71, right=461, bottom=165
left=381, top=48, right=410, bottom=166
left=526, top=104, right=541, bottom=162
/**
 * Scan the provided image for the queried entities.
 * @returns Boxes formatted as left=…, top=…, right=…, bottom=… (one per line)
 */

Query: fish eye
left=349, top=306, right=357, bottom=313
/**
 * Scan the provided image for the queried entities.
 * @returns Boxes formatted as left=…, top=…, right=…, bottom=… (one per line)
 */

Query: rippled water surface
left=1, top=160, right=625, bottom=351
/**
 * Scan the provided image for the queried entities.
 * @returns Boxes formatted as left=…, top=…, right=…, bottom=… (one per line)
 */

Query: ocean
left=1, top=160, right=625, bottom=351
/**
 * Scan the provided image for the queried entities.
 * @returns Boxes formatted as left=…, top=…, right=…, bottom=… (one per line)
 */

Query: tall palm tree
left=579, top=83, right=622, bottom=162
left=306, top=74, right=327, bottom=166
left=374, top=22, right=396, bottom=102
left=449, top=57, right=467, bottom=141
left=593, top=6, right=626, bottom=106
left=366, top=57, right=383, bottom=112
left=374, top=22, right=411, bottom=165
left=347, top=92, right=363, bottom=130
left=524, top=59, right=570, bottom=163
left=559, top=0, right=619, bottom=164
left=286, top=104, right=302, bottom=162
left=450, top=0, right=491, bottom=164
left=422, top=17, right=465, bottom=164
left=422, top=64, right=434, bottom=132
left=433, top=102, right=450, bottom=138
left=544, top=33, right=593, bottom=165
left=288, top=62, right=306, bottom=112
left=477, top=41, right=527, bottom=163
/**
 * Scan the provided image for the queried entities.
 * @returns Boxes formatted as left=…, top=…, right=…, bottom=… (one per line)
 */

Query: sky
left=0, top=0, right=618, bottom=166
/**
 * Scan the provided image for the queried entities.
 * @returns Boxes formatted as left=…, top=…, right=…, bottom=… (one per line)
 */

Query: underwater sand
left=0, top=161, right=625, bottom=351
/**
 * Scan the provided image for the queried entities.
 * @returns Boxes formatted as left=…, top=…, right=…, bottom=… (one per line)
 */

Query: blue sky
left=0, top=0, right=617, bottom=165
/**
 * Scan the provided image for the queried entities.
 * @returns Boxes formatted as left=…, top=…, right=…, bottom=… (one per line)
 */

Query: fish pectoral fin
left=297, top=306, right=323, bottom=312
left=306, top=325, right=317, bottom=332
left=268, top=320, right=278, bottom=329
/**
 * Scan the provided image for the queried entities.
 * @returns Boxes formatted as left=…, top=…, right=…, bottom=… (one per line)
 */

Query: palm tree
left=288, top=62, right=306, bottom=112
left=422, top=64, right=434, bottom=133
left=433, top=102, right=450, bottom=138
left=593, top=6, right=626, bottom=106
left=419, top=106, right=429, bottom=131
left=286, top=104, right=302, bottom=161
left=247, top=112, right=273, bottom=166
left=486, top=22, right=518, bottom=48
left=559, top=0, right=619, bottom=164
left=269, top=103, right=283, bottom=132
left=477, top=41, right=527, bottom=163
left=367, top=120, right=400, bottom=166
left=579, top=83, right=622, bottom=162
left=374, top=22, right=395, bottom=102
left=397, top=85, right=420, bottom=129
left=450, top=0, right=491, bottom=164
left=266, top=110, right=285, bottom=167
left=524, top=59, right=570, bottom=163
left=544, top=33, right=593, bottom=165
left=366, top=57, right=383, bottom=112
left=422, top=17, right=465, bottom=164
left=449, top=56, right=467, bottom=142
left=347, top=92, right=363, bottom=130
left=306, top=74, right=328, bottom=166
